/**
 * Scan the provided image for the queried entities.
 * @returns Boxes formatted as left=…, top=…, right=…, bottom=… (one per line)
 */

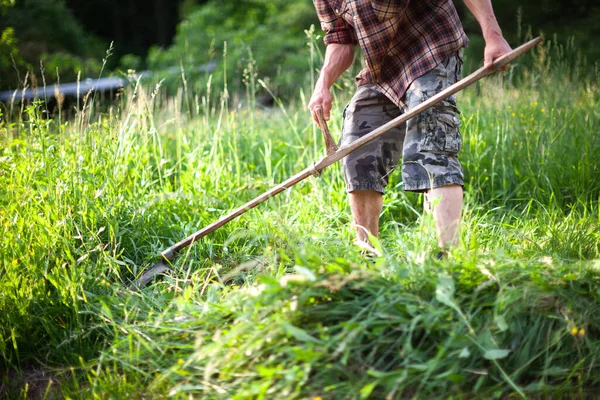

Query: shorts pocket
left=418, top=105, right=462, bottom=155
left=370, top=0, right=402, bottom=21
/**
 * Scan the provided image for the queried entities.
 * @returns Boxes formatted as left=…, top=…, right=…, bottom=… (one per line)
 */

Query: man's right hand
left=308, top=85, right=333, bottom=128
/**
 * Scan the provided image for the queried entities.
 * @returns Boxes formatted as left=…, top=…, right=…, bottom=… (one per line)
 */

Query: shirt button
left=335, top=8, right=340, bottom=13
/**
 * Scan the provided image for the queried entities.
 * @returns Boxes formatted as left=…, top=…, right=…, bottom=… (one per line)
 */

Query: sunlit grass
left=1, top=38, right=599, bottom=398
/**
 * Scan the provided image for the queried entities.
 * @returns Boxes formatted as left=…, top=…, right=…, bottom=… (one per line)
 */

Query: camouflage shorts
left=340, top=51, right=464, bottom=193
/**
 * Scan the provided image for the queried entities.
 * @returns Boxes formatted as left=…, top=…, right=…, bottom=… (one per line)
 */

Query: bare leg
left=349, top=190, right=383, bottom=245
left=425, top=184, right=463, bottom=249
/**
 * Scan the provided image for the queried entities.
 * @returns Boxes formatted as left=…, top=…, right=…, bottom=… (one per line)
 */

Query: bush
left=0, top=27, right=28, bottom=90
left=118, top=53, right=144, bottom=72
left=0, top=0, right=106, bottom=91
left=40, top=52, right=102, bottom=83
left=147, top=0, right=320, bottom=100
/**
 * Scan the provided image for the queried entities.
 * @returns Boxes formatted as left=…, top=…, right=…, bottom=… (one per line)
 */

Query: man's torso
left=314, top=0, right=469, bottom=106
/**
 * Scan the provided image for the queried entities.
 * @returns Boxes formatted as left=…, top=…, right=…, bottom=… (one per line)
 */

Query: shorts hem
left=346, top=182, right=385, bottom=194
left=403, top=174, right=464, bottom=193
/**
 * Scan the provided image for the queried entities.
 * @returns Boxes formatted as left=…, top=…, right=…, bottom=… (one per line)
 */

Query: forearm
left=463, top=0, right=503, bottom=41
left=308, top=43, right=355, bottom=121
left=317, top=44, right=355, bottom=89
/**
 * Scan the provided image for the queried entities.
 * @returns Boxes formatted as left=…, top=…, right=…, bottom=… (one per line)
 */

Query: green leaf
left=495, top=315, right=508, bottom=332
left=282, top=322, right=321, bottom=344
left=435, top=273, right=456, bottom=308
left=359, top=380, right=378, bottom=399
left=294, top=266, right=316, bottom=281
left=483, top=349, right=511, bottom=360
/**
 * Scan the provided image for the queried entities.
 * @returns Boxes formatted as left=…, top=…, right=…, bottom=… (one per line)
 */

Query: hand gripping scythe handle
left=132, top=37, right=542, bottom=288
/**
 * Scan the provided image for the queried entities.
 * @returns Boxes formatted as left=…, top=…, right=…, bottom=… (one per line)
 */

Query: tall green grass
left=1, top=38, right=599, bottom=398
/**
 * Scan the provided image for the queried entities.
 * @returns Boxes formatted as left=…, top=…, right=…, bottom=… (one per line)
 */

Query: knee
left=349, top=189, right=383, bottom=200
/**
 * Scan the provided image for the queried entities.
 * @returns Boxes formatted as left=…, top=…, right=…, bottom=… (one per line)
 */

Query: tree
left=0, top=0, right=106, bottom=91
left=147, top=0, right=319, bottom=97
left=0, top=0, right=27, bottom=91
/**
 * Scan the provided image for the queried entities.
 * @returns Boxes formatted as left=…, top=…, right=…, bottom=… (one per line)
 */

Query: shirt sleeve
left=312, top=0, right=358, bottom=46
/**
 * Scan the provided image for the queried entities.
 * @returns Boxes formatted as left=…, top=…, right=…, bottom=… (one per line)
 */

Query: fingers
left=485, top=52, right=509, bottom=72
left=308, top=97, right=332, bottom=128
left=309, top=102, right=323, bottom=128
left=484, top=52, right=496, bottom=70
left=314, top=107, right=327, bottom=130
left=308, top=85, right=333, bottom=128
left=322, top=102, right=331, bottom=121
left=484, top=54, right=493, bottom=70
left=484, top=40, right=512, bottom=72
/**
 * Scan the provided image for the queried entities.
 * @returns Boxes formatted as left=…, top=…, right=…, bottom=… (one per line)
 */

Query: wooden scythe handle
left=315, top=107, right=338, bottom=156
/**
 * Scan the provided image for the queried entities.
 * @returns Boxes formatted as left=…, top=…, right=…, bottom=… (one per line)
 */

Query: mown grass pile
left=1, top=39, right=599, bottom=398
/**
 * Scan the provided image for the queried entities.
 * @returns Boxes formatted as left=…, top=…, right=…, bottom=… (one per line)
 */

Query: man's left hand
left=484, top=35, right=512, bottom=71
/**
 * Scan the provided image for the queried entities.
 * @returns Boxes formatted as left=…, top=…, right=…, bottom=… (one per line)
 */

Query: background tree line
left=0, top=0, right=598, bottom=93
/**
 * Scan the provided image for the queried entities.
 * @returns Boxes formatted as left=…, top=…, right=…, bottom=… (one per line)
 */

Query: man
left=308, top=0, right=511, bottom=255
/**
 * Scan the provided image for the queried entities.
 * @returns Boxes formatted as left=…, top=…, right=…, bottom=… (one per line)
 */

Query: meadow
left=1, top=38, right=600, bottom=398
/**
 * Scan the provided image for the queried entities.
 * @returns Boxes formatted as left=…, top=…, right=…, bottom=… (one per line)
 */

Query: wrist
left=482, top=24, right=503, bottom=43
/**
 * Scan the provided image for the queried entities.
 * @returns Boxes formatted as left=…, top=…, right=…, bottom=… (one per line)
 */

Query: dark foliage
left=1, top=0, right=599, bottom=92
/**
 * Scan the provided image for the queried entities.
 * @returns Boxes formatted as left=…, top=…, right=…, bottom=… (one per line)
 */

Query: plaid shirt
left=313, top=0, right=469, bottom=106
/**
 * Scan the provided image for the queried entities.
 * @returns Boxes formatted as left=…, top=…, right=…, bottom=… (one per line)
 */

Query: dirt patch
left=1, top=365, right=62, bottom=399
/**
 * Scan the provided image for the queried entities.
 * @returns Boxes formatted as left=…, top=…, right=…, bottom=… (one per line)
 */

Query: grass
left=1, top=38, right=599, bottom=398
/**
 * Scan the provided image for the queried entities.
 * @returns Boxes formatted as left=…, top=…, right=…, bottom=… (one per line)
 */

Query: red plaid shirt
left=313, top=0, right=469, bottom=106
